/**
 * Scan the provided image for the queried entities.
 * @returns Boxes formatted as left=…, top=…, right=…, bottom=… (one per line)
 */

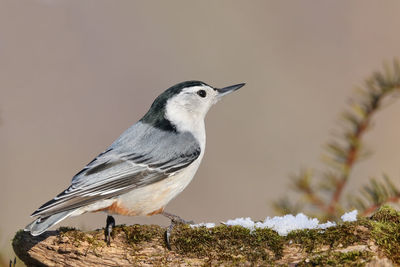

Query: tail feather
left=24, top=210, right=75, bottom=236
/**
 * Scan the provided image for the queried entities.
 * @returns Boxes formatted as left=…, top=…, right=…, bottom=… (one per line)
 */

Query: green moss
left=370, top=205, right=400, bottom=224
left=12, top=230, right=25, bottom=252
left=58, top=227, right=105, bottom=255
left=286, top=221, right=370, bottom=253
left=171, top=224, right=284, bottom=264
left=254, top=228, right=285, bottom=258
left=369, top=206, right=400, bottom=264
left=59, top=228, right=86, bottom=245
left=297, top=250, right=373, bottom=266
left=114, top=224, right=163, bottom=247
left=58, top=226, right=77, bottom=233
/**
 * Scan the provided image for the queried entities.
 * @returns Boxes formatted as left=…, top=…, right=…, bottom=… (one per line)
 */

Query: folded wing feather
left=32, top=122, right=201, bottom=217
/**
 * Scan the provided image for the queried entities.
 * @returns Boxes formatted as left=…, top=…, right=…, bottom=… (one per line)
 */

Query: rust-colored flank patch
left=147, top=207, right=164, bottom=216
left=94, top=202, right=138, bottom=216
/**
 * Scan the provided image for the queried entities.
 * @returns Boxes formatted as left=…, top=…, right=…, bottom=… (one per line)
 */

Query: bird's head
left=141, top=81, right=245, bottom=133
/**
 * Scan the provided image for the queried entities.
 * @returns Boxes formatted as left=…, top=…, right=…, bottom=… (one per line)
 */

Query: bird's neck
left=165, top=102, right=206, bottom=149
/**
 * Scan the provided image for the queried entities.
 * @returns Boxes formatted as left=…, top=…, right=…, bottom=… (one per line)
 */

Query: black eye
left=197, top=89, right=207, bottom=98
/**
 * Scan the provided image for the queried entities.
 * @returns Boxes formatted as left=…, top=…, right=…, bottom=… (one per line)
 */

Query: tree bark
left=13, top=216, right=397, bottom=266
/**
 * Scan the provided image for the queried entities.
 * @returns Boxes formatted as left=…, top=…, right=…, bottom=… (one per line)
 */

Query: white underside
left=117, top=156, right=202, bottom=215
left=71, top=154, right=203, bottom=217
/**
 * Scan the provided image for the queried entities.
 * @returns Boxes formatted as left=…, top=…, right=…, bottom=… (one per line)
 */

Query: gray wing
left=32, top=122, right=201, bottom=217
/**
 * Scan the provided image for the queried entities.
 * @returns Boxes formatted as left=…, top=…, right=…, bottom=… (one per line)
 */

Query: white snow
left=190, top=210, right=358, bottom=236
left=225, top=217, right=255, bottom=230
left=225, top=214, right=336, bottom=236
left=341, top=210, right=358, bottom=222
left=190, top=222, right=215, bottom=228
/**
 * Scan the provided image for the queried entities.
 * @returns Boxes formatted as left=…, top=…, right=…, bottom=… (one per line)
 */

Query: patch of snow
left=225, top=217, right=255, bottom=230
left=190, top=212, right=347, bottom=236
left=222, top=213, right=336, bottom=236
left=255, top=213, right=336, bottom=236
left=318, top=221, right=337, bottom=229
left=341, top=210, right=358, bottom=222
left=190, top=222, right=215, bottom=228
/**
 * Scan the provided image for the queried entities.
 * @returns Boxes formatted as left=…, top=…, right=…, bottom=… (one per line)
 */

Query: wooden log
left=13, top=207, right=400, bottom=266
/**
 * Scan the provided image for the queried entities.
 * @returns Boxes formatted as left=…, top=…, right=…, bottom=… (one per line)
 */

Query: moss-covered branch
left=13, top=206, right=400, bottom=266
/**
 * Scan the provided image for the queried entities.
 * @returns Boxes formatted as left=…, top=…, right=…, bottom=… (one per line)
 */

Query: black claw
left=105, top=215, right=115, bottom=246
left=164, top=223, right=174, bottom=250
left=9, top=257, right=16, bottom=267
left=164, top=229, right=171, bottom=250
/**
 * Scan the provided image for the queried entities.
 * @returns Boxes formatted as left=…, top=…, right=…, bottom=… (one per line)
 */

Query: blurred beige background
left=1, top=0, right=400, bottom=262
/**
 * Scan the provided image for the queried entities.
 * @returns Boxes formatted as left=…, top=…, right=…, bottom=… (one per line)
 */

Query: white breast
left=114, top=152, right=204, bottom=216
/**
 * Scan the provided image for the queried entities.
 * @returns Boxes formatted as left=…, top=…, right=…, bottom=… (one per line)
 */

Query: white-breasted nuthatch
left=25, top=81, right=245, bottom=247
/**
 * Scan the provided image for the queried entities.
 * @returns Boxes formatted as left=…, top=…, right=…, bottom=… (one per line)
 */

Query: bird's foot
left=104, top=215, right=115, bottom=246
left=161, top=211, right=194, bottom=250
left=161, top=211, right=194, bottom=224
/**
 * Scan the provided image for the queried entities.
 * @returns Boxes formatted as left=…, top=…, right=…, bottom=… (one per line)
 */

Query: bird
left=25, top=80, right=245, bottom=247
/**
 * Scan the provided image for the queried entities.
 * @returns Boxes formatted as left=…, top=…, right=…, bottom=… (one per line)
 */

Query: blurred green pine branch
left=273, top=60, right=400, bottom=220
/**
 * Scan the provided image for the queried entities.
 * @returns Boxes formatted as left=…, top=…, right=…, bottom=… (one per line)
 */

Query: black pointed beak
left=216, top=83, right=245, bottom=98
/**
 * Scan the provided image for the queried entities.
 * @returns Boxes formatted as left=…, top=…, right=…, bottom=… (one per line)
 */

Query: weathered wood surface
left=13, top=207, right=400, bottom=266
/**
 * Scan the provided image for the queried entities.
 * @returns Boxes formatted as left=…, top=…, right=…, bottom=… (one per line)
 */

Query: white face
left=172, top=85, right=219, bottom=117
left=164, top=84, right=219, bottom=140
